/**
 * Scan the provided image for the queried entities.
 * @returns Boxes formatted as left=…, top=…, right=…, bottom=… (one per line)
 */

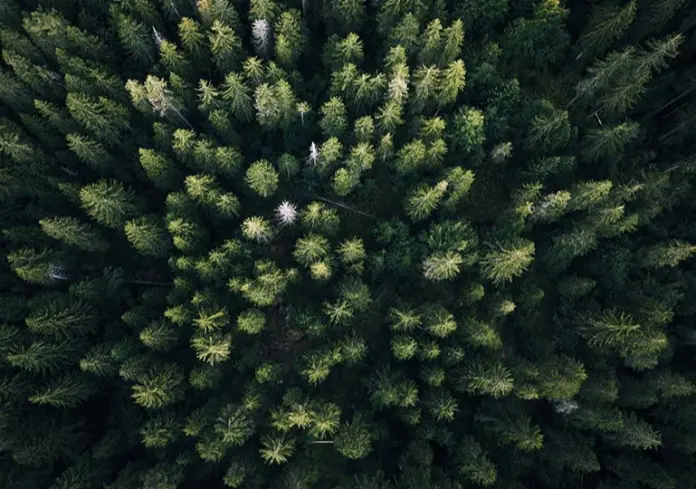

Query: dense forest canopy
left=1, top=0, right=696, bottom=488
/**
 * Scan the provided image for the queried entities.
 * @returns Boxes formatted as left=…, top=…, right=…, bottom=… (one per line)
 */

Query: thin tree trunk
left=649, top=79, right=696, bottom=118
left=131, top=279, right=173, bottom=287
left=315, top=195, right=378, bottom=219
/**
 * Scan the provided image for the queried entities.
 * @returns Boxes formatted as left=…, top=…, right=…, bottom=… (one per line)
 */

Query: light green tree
left=125, top=216, right=173, bottom=257
left=79, top=180, right=140, bottom=228
left=405, top=181, right=448, bottom=221
left=245, top=160, right=279, bottom=197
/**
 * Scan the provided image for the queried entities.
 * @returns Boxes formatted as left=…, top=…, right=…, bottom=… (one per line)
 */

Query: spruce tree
left=79, top=180, right=140, bottom=228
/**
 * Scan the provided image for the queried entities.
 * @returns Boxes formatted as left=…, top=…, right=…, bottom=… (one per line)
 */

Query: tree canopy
left=1, top=0, right=696, bottom=488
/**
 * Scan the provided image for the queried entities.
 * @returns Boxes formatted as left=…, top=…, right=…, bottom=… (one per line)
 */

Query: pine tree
left=579, top=0, right=637, bottom=58
left=526, top=100, right=572, bottom=151
left=26, top=295, right=96, bottom=339
left=640, top=240, right=696, bottom=268
left=582, top=122, right=640, bottom=163
left=418, top=19, right=443, bottom=66
left=456, top=436, right=498, bottom=486
left=245, top=160, right=279, bottom=197
left=320, top=97, right=348, bottom=138
left=237, top=309, right=266, bottom=334
left=274, top=10, right=306, bottom=67
left=294, top=234, right=330, bottom=266
left=179, top=17, right=209, bottom=59
left=29, top=372, right=96, bottom=408
left=605, top=412, right=662, bottom=450
left=260, top=435, right=295, bottom=464
left=422, top=251, right=464, bottom=281
left=334, top=416, right=372, bottom=459
left=139, top=148, right=183, bottom=190
left=127, top=75, right=190, bottom=127
left=192, top=332, right=232, bottom=365
left=112, top=7, right=155, bottom=66
left=221, top=72, right=254, bottom=121
left=141, top=411, right=181, bottom=448
left=583, top=309, right=668, bottom=361
left=451, top=106, right=486, bottom=161
left=7, top=340, right=83, bottom=374
left=426, top=389, right=459, bottom=421
left=66, top=93, right=130, bottom=146
left=405, top=181, right=448, bottom=221
left=40, top=217, right=108, bottom=252
left=66, top=133, right=114, bottom=173
left=438, top=60, right=466, bottom=107
left=633, top=0, right=689, bottom=39
left=124, top=216, right=173, bottom=257
left=79, top=180, right=140, bottom=228
left=168, top=217, right=209, bottom=253
left=255, top=81, right=298, bottom=128
left=160, top=40, right=194, bottom=79
left=186, top=173, right=222, bottom=207
left=209, top=20, right=243, bottom=72
left=501, top=0, right=571, bottom=70
left=309, top=402, right=341, bottom=439
left=422, top=305, right=457, bottom=338
left=242, top=216, right=274, bottom=243
left=131, top=364, right=185, bottom=408
left=458, top=358, right=514, bottom=398
left=325, top=0, right=365, bottom=33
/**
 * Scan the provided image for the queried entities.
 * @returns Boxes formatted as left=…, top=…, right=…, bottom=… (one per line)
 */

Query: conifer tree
left=579, top=0, right=637, bottom=58
left=112, top=7, right=155, bottom=66
left=222, top=72, right=254, bottom=121
left=66, top=93, right=130, bottom=146
left=334, top=416, right=372, bottom=460
left=406, top=181, right=448, bottom=221
left=501, top=0, right=570, bottom=70
left=80, top=180, right=140, bottom=229
left=125, top=216, right=173, bottom=257
left=209, top=20, right=243, bottom=72
left=320, top=97, right=348, bottom=138
left=640, top=240, right=696, bottom=269
left=40, top=217, right=109, bottom=252
left=274, top=10, right=306, bottom=67
left=245, top=160, right=279, bottom=197
left=139, top=148, right=183, bottom=190
left=582, top=122, right=640, bottom=163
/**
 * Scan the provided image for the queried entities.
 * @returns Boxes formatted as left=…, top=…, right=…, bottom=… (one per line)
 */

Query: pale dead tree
left=166, top=0, right=182, bottom=17
left=314, top=195, right=377, bottom=220
left=308, top=142, right=319, bottom=166
left=490, top=142, right=513, bottom=163
left=252, top=19, right=272, bottom=56
left=553, top=399, right=579, bottom=415
left=48, top=263, right=70, bottom=281
left=275, top=201, right=298, bottom=226
left=152, top=27, right=165, bottom=47
left=47, top=70, right=62, bottom=82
